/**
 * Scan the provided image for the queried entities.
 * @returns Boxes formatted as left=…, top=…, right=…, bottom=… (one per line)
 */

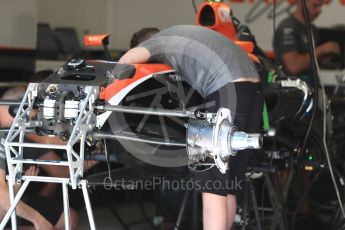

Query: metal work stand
left=239, top=171, right=289, bottom=230
left=0, top=83, right=98, bottom=230
left=240, top=174, right=263, bottom=230
left=264, top=173, right=288, bottom=230
left=174, top=189, right=191, bottom=230
left=173, top=189, right=199, bottom=230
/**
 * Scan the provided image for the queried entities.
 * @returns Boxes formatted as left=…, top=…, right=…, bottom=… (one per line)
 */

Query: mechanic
left=119, top=25, right=263, bottom=229
left=273, top=0, right=341, bottom=80
left=0, top=132, right=79, bottom=229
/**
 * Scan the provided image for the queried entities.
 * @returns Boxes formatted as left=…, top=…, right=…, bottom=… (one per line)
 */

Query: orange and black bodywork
left=99, top=64, right=173, bottom=102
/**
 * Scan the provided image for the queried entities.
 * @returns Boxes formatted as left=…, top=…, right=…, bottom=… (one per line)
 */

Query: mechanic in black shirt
left=273, top=0, right=340, bottom=80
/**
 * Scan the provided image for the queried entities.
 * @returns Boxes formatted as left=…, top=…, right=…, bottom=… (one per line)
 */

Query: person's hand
left=34, top=216, right=54, bottom=230
left=14, top=166, right=39, bottom=192
left=24, top=165, right=39, bottom=177
left=317, top=41, right=341, bottom=56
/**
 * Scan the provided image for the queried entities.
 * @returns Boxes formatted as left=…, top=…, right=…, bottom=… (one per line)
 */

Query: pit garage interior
left=1, top=0, right=345, bottom=229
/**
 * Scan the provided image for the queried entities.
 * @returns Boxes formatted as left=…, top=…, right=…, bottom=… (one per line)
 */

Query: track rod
left=93, top=131, right=186, bottom=147
left=96, top=104, right=199, bottom=118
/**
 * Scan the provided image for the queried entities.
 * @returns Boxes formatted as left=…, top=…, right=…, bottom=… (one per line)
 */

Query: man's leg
left=36, top=151, right=68, bottom=198
left=226, top=194, right=237, bottom=229
left=0, top=209, right=5, bottom=222
left=38, top=151, right=70, bottom=177
left=54, top=208, right=79, bottom=230
left=38, top=151, right=99, bottom=178
left=202, top=192, right=228, bottom=230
